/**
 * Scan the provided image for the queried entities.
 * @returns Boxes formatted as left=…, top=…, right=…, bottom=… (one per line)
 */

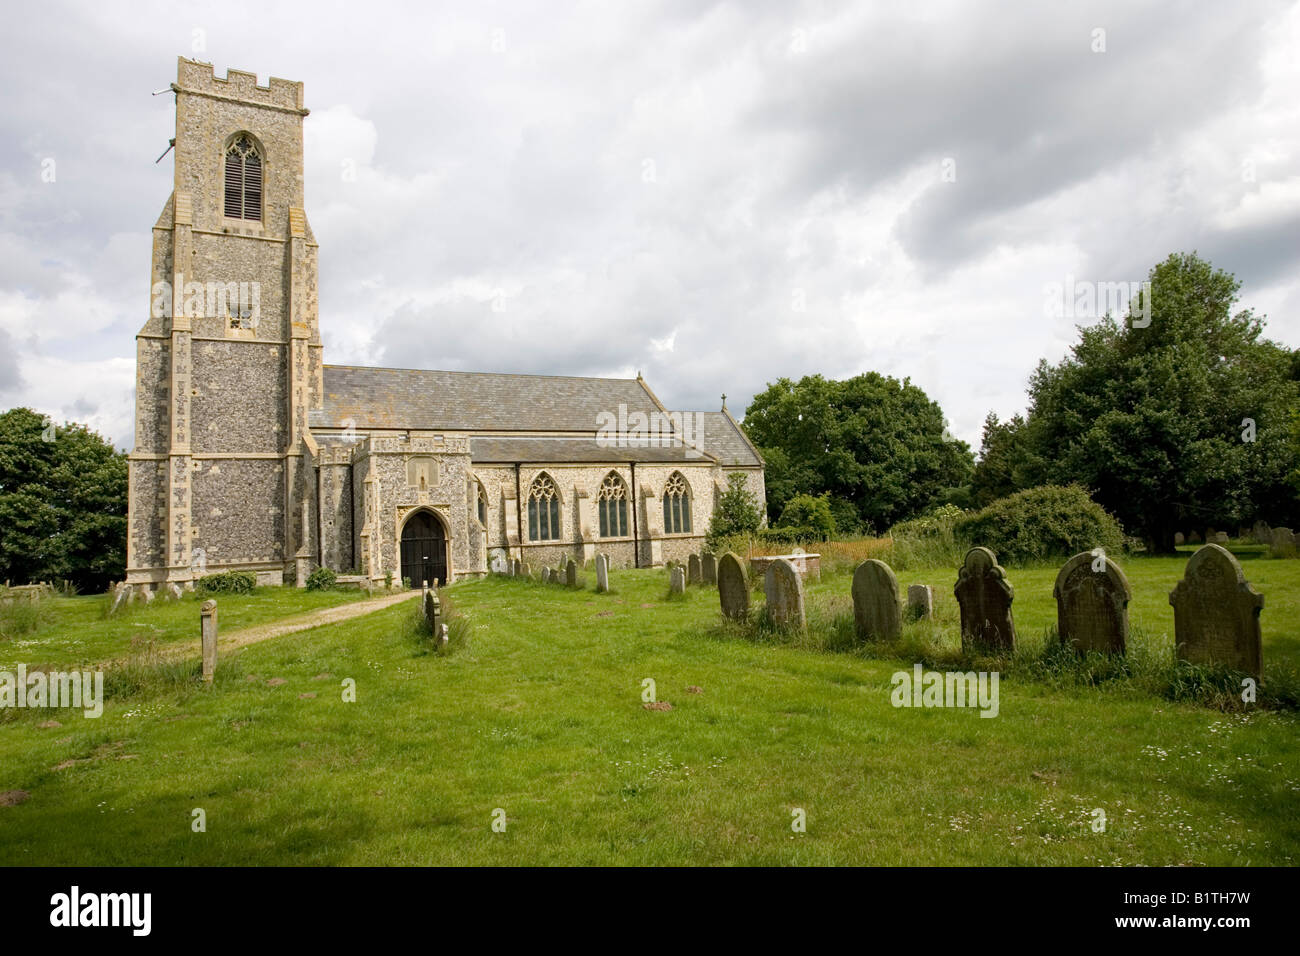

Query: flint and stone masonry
left=127, top=59, right=765, bottom=591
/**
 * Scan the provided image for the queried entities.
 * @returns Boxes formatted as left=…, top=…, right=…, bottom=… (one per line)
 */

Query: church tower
left=127, top=58, right=322, bottom=587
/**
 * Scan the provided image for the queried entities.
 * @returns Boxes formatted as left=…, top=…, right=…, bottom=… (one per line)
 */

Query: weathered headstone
left=1053, top=550, right=1132, bottom=654
left=906, top=584, right=934, bottom=621
left=167, top=582, right=184, bottom=602
left=954, top=547, right=1016, bottom=651
left=142, top=588, right=155, bottom=605
left=565, top=560, right=577, bottom=587
left=1210, top=531, right=1230, bottom=545
left=542, top=568, right=552, bottom=584
left=670, top=566, right=686, bottom=595
left=595, top=554, right=609, bottom=593
left=423, top=588, right=442, bottom=633
left=701, top=551, right=716, bottom=585
left=489, top=549, right=508, bottom=574
left=1187, top=531, right=1202, bottom=544
left=764, top=558, right=805, bottom=629
left=109, top=583, right=131, bottom=617
left=1271, top=528, right=1296, bottom=557
left=1169, top=544, right=1263, bottom=677
left=851, top=559, right=901, bottom=640
left=687, top=553, right=702, bottom=585
left=521, top=562, right=531, bottom=579
left=200, top=599, right=218, bottom=684
left=717, top=552, right=749, bottom=621
left=1174, top=532, right=1185, bottom=546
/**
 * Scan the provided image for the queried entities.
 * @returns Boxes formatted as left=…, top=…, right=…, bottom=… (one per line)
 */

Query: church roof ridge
left=321, top=362, right=641, bottom=385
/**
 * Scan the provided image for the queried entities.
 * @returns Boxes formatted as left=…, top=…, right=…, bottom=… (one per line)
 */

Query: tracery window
left=662, top=471, right=692, bottom=534
left=528, top=473, right=561, bottom=541
left=224, top=134, right=263, bottom=221
left=597, top=472, right=629, bottom=538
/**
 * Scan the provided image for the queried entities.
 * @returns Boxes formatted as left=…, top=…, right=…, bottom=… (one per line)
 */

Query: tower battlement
left=175, top=57, right=307, bottom=114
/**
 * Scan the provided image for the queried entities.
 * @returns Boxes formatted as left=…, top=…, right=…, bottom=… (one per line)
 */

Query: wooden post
left=200, top=599, right=218, bottom=684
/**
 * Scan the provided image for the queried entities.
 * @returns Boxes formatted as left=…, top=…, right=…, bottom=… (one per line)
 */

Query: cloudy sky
left=2, top=0, right=1298, bottom=450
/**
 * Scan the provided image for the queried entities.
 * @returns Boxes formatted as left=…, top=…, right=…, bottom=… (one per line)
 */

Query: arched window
left=477, top=484, right=488, bottom=527
left=597, top=472, right=629, bottom=538
left=528, top=473, right=561, bottom=541
left=224, top=134, right=263, bottom=221
left=662, top=472, right=692, bottom=534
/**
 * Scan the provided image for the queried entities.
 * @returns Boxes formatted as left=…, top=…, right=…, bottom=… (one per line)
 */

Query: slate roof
left=469, top=436, right=710, bottom=464
left=687, top=411, right=764, bottom=467
left=310, top=365, right=666, bottom=433
left=307, top=364, right=763, bottom=468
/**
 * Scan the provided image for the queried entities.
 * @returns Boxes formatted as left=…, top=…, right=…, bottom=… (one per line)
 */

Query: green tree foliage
left=744, top=372, right=973, bottom=531
left=953, top=484, right=1125, bottom=564
left=971, top=412, right=1043, bottom=507
left=706, top=472, right=763, bottom=547
left=1020, top=253, right=1298, bottom=552
left=0, top=408, right=127, bottom=592
left=775, top=493, right=837, bottom=539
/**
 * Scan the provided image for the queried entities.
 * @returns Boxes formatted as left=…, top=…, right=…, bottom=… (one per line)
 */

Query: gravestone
left=1053, top=550, right=1132, bottom=654
left=687, top=554, right=702, bottom=585
left=1210, top=531, right=1230, bottom=545
left=954, top=547, right=1016, bottom=651
left=764, top=558, right=805, bottom=629
left=566, top=560, right=577, bottom=587
left=423, top=588, right=442, bottom=633
left=670, top=566, right=686, bottom=595
left=542, top=568, right=552, bottom=584
left=1169, top=544, right=1263, bottom=677
left=200, top=600, right=218, bottom=684
left=489, top=549, right=508, bottom=574
left=109, top=583, right=131, bottom=617
left=906, top=584, right=934, bottom=621
left=701, top=551, right=717, bottom=585
left=167, top=582, right=183, bottom=602
left=851, top=559, right=901, bottom=641
left=717, top=552, right=749, bottom=620
left=1271, top=528, right=1296, bottom=556
left=595, top=554, right=609, bottom=593
left=1187, top=531, right=1202, bottom=544
left=142, top=588, right=155, bottom=605
left=521, top=562, right=531, bottom=579
left=1174, top=532, right=1185, bottom=546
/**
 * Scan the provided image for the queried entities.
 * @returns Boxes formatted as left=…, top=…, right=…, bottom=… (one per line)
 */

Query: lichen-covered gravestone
left=701, top=551, right=716, bottom=585
left=851, top=559, right=901, bottom=641
left=906, top=584, right=934, bottom=621
left=565, top=560, right=577, bottom=587
left=764, top=558, right=805, bottom=629
left=717, top=552, right=749, bottom=621
left=595, top=554, right=609, bottom=593
left=670, top=566, right=686, bottom=595
left=954, top=547, right=1015, bottom=651
left=687, top=553, right=702, bottom=585
left=1169, top=544, right=1264, bottom=677
left=1053, top=550, right=1132, bottom=654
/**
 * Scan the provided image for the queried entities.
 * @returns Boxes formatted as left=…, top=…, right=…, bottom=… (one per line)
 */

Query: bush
left=305, top=567, right=337, bottom=591
left=952, top=484, right=1124, bottom=564
left=194, top=570, right=256, bottom=595
left=889, top=503, right=967, bottom=539
left=775, top=493, right=836, bottom=539
left=706, top=473, right=763, bottom=548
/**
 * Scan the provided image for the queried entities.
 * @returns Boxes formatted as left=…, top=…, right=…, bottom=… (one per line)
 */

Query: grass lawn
left=0, top=554, right=1296, bottom=866
left=0, top=586, right=373, bottom=670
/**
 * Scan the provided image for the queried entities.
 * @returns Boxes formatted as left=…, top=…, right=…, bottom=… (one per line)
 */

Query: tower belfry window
left=224, top=135, right=263, bottom=221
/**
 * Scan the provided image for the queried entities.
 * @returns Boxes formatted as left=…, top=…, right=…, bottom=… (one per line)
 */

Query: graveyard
left=0, top=544, right=1296, bottom=866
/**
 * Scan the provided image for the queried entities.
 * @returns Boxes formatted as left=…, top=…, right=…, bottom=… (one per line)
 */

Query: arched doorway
left=400, top=510, right=448, bottom=586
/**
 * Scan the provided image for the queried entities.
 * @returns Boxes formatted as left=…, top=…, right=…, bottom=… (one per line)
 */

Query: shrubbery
left=706, top=473, right=763, bottom=548
left=194, top=570, right=256, bottom=595
left=306, top=567, right=337, bottom=591
left=775, top=493, right=836, bottom=540
left=952, top=484, right=1124, bottom=563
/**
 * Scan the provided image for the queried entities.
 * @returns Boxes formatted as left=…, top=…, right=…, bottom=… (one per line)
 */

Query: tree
left=706, top=472, right=763, bottom=546
left=1022, top=253, right=1299, bottom=552
left=743, top=372, right=973, bottom=531
left=0, top=408, right=127, bottom=591
left=971, top=412, right=1044, bottom=507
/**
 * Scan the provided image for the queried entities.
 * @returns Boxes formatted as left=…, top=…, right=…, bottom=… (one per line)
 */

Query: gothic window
left=477, top=485, right=488, bottom=527
left=224, top=134, right=263, bottom=221
left=597, top=472, right=629, bottom=538
left=662, top=471, right=692, bottom=534
left=528, top=473, right=561, bottom=541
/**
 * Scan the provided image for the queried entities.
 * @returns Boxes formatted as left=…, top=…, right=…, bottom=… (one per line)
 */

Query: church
left=126, top=58, right=765, bottom=590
